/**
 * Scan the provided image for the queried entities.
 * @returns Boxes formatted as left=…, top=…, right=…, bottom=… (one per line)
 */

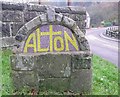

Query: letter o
left=54, top=36, right=64, bottom=51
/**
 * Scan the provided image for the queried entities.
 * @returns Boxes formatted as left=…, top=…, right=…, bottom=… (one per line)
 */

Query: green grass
left=0, top=49, right=119, bottom=95
left=92, top=55, right=118, bottom=95
left=1, top=49, right=13, bottom=95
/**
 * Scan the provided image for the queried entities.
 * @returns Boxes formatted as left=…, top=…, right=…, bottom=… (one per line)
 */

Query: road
left=85, top=27, right=119, bottom=68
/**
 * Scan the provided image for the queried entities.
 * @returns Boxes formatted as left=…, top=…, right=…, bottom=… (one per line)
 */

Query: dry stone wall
left=105, top=27, right=119, bottom=39
left=1, top=2, right=86, bottom=47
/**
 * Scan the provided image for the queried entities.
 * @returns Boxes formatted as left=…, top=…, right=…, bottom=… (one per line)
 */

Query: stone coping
left=1, top=2, right=86, bottom=15
left=16, top=51, right=92, bottom=56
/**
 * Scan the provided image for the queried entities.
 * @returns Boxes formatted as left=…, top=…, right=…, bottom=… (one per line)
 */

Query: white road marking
left=103, top=44, right=120, bottom=52
left=85, top=35, right=119, bottom=52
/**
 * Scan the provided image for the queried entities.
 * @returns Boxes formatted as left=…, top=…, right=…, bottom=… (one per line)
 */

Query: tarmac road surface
left=85, top=27, right=119, bottom=68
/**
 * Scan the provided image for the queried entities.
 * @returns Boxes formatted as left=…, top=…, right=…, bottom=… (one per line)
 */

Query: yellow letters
left=54, top=36, right=64, bottom=51
left=49, top=25, right=62, bottom=52
left=64, top=31, right=78, bottom=51
left=24, top=33, right=37, bottom=53
left=36, top=28, right=49, bottom=52
left=36, top=25, right=62, bottom=52
left=23, top=25, right=79, bottom=53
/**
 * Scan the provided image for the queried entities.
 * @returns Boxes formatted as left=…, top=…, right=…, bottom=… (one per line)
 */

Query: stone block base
left=10, top=52, right=92, bottom=93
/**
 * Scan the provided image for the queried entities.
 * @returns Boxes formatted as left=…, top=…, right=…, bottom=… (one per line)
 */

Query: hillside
left=29, top=1, right=119, bottom=27
left=85, top=2, right=118, bottom=27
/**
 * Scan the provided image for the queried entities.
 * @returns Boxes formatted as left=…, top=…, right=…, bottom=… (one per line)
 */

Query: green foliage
left=0, top=49, right=119, bottom=95
left=103, top=21, right=112, bottom=27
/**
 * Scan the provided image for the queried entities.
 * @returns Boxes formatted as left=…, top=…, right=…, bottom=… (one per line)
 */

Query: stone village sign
left=23, top=25, right=79, bottom=53
left=10, top=6, right=92, bottom=93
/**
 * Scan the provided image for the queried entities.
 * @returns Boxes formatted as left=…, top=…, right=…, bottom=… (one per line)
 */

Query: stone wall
left=1, top=2, right=86, bottom=47
left=105, top=26, right=119, bottom=39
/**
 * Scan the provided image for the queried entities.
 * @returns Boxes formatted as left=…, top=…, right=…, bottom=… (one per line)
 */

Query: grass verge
left=0, top=49, right=119, bottom=95
left=92, top=55, right=118, bottom=95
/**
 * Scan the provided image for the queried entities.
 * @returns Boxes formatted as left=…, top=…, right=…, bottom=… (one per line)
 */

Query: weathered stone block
left=11, top=55, right=35, bottom=71
left=33, top=16, right=42, bottom=27
left=62, top=13, right=70, bottom=18
left=11, top=71, right=39, bottom=90
left=15, top=34, right=25, bottom=42
left=2, top=10, right=23, bottom=22
left=47, top=7, right=55, bottom=22
left=16, top=25, right=28, bottom=40
left=2, top=23, right=10, bottom=37
left=25, top=16, right=41, bottom=31
left=39, top=14, right=47, bottom=25
left=71, top=55, right=91, bottom=69
left=79, top=39, right=90, bottom=50
left=2, top=3, right=24, bottom=11
left=70, top=69, right=92, bottom=93
left=72, top=25, right=85, bottom=37
left=24, top=11, right=37, bottom=22
left=2, top=37, right=15, bottom=47
left=68, top=7, right=86, bottom=15
left=55, top=14, right=63, bottom=23
left=55, top=7, right=70, bottom=14
left=62, top=16, right=76, bottom=28
left=69, top=14, right=85, bottom=22
left=68, top=14, right=76, bottom=21
left=76, top=21, right=86, bottom=29
left=39, top=78, right=70, bottom=92
left=81, top=29, right=86, bottom=34
left=27, top=4, right=46, bottom=12
left=11, top=23, right=23, bottom=36
left=35, top=54, right=71, bottom=78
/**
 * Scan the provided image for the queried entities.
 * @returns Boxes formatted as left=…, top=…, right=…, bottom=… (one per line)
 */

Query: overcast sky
left=0, top=0, right=119, bottom=3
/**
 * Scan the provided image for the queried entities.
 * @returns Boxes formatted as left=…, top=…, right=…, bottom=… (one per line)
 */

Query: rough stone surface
left=2, top=37, right=15, bottom=47
left=35, top=54, right=71, bottom=78
left=27, top=4, right=46, bottom=12
left=42, top=78, right=70, bottom=92
left=55, top=13, right=63, bottom=23
left=2, top=23, right=10, bottom=37
left=25, top=16, right=41, bottom=31
left=10, top=51, right=92, bottom=93
left=17, top=26, right=28, bottom=36
left=2, top=2, right=24, bottom=11
left=11, top=23, right=23, bottom=36
left=71, top=55, right=91, bottom=70
left=11, top=55, right=35, bottom=71
left=12, top=71, right=39, bottom=90
left=47, top=7, right=55, bottom=22
left=39, top=14, right=48, bottom=25
left=62, top=16, right=76, bottom=28
left=70, top=69, right=92, bottom=93
left=2, top=10, right=23, bottom=22
left=24, top=11, right=37, bottom=22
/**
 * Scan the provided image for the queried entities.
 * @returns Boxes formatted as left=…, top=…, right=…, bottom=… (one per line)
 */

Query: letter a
left=24, top=33, right=37, bottom=53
